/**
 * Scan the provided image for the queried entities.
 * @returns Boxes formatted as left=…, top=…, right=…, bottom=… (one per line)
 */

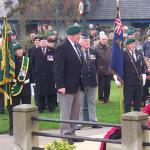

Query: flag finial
left=116, top=0, right=119, bottom=6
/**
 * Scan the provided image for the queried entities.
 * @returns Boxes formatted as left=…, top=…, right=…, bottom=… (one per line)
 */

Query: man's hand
left=58, top=88, right=66, bottom=94
left=142, top=74, right=146, bottom=86
left=113, top=74, right=121, bottom=88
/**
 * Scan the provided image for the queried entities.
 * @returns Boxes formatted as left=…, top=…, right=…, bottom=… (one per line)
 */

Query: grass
left=0, top=81, right=122, bottom=134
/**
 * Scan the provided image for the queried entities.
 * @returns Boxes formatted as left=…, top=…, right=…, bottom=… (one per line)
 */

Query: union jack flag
left=114, top=17, right=122, bottom=35
left=110, top=10, right=124, bottom=81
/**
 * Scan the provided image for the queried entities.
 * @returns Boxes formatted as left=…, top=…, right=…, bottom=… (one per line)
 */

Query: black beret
left=39, top=36, right=47, bottom=41
left=33, top=36, right=41, bottom=41
left=80, top=33, right=90, bottom=39
left=10, top=32, right=16, bottom=36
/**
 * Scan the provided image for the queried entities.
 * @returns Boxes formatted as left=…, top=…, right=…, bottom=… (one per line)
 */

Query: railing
left=31, top=117, right=121, bottom=149
left=31, top=116, right=121, bottom=127
left=13, top=104, right=150, bottom=150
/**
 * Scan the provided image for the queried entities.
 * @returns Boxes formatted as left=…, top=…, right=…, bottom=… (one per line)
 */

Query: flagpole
left=116, top=0, right=119, bottom=7
left=116, top=0, right=123, bottom=120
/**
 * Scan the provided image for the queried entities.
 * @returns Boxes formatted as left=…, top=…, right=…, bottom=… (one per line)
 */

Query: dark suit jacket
left=53, top=38, right=82, bottom=94
left=28, top=46, right=37, bottom=83
left=31, top=47, right=56, bottom=95
left=123, top=49, right=146, bottom=86
left=81, top=48, right=97, bottom=87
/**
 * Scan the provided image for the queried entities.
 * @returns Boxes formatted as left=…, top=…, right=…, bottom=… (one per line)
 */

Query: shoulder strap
left=126, top=50, right=140, bottom=76
left=17, top=56, right=29, bottom=82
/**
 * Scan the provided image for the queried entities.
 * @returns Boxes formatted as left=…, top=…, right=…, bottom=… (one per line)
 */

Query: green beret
left=127, top=30, right=134, bottom=35
left=126, top=38, right=135, bottom=45
left=13, top=43, right=22, bottom=50
left=66, top=25, right=81, bottom=35
left=47, top=32, right=55, bottom=36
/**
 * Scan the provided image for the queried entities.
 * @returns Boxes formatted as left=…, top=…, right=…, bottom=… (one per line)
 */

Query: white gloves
left=142, top=74, right=146, bottom=86
left=113, top=75, right=121, bottom=87
left=31, top=83, right=36, bottom=87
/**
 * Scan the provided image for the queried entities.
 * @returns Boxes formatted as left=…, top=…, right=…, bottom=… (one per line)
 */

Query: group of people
left=0, top=22, right=150, bottom=142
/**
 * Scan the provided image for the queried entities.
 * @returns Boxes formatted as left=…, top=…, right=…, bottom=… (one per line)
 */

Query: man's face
left=40, top=39, right=48, bottom=48
left=128, top=34, right=135, bottom=39
left=42, top=26, right=47, bottom=31
left=34, top=39, right=40, bottom=47
left=15, top=49, right=23, bottom=57
left=108, top=32, right=114, bottom=40
left=100, top=36, right=108, bottom=45
left=38, top=26, right=42, bottom=30
left=90, top=29, right=96, bottom=36
left=11, top=35, right=17, bottom=41
left=127, top=42, right=136, bottom=51
left=48, top=26, right=53, bottom=31
left=73, top=32, right=81, bottom=42
left=29, top=33, right=36, bottom=41
left=81, top=38, right=90, bottom=49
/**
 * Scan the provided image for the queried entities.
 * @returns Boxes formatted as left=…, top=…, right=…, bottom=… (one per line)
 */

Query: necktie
left=132, top=51, right=136, bottom=62
left=85, top=50, right=89, bottom=61
left=74, top=43, right=82, bottom=62
left=42, top=48, right=46, bottom=55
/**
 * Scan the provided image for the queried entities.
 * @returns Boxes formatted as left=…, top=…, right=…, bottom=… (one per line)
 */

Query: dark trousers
left=38, top=95, right=57, bottom=112
left=98, top=74, right=112, bottom=102
left=0, top=93, right=4, bottom=113
left=124, top=85, right=142, bottom=113
left=12, top=95, right=31, bottom=106
left=9, top=95, right=31, bottom=134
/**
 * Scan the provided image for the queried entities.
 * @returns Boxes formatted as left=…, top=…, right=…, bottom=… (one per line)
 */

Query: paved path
left=0, top=127, right=121, bottom=150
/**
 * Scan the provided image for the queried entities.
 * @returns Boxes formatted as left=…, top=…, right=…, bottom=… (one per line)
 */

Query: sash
left=11, top=56, right=29, bottom=96
left=126, top=50, right=140, bottom=77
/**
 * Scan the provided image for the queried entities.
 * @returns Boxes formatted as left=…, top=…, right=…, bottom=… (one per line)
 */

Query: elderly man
left=32, top=37, right=57, bottom=113
left=96, top=34, right=113, bottom=103
left=123, top=38, right=146, bottom=112
left=53, top=24, right=83, bottom=144
left=77, top=34, right=98, bottom=129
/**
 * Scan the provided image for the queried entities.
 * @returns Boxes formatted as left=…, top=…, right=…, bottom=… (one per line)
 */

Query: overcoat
left=32, top=47, right=56, bottom=95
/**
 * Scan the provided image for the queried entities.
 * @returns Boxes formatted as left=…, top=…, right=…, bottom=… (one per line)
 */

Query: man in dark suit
left=123, top=38, right=146, bottom=113
left=32, top=37, right=57, bottom=113
left=53, top=24, right=83, bottom=143
left=28, top=36, right=40, bottom=106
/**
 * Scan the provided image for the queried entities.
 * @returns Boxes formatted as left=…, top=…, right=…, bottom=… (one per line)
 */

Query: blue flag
left=110, top=14, right=124, bottom=81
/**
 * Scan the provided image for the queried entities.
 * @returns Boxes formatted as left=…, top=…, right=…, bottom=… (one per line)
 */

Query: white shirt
left=129, top=50, right=137, bottom=61
left=67, top=37, right=81, bottom=62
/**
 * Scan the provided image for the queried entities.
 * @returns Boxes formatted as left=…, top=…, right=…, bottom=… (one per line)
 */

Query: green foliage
left=20, top=35, right=31, bottom=50
left=44, top=140, right=76, bottom=150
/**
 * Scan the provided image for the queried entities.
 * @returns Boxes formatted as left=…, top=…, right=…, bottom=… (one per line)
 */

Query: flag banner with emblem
left=110, top=10, right=124, bottom=81
left=0, top=18, right=15, bottom=85
left=0, top=18, right=15, bottom=105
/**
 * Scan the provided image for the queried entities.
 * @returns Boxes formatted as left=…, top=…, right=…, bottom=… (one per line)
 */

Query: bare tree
left=1, top=0, right=81, bottom=39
